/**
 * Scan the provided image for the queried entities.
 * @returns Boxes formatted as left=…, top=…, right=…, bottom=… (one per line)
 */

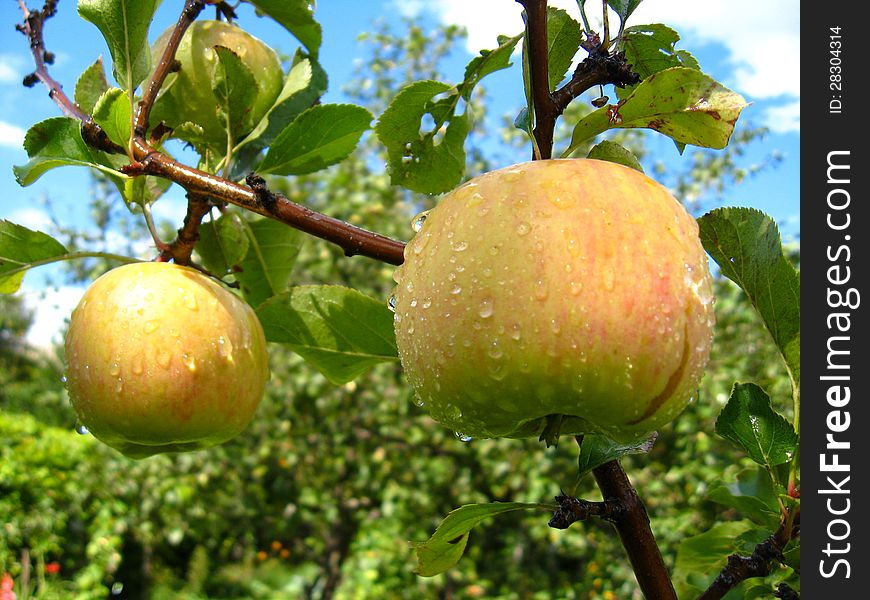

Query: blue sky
left=0, top=1, right=799, bottom=346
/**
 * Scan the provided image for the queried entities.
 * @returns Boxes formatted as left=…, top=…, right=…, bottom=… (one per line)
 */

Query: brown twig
left=697, top=511, right=799, bottom=600
left=18, top=0, right=407, bottom=267
left=547, top=494, right=620, bottom=529
left=17, top=0, right=86, bottom=120
left=593, top=460, right=678, bottom=600
left=159, top=193, right=213, bottom=265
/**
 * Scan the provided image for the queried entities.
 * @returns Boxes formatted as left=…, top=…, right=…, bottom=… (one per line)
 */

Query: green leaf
left=715, top=383, right=798, bottom=469
left=212, top=46, right=258, bottom=139
left=239, top=54, right=328, bottom=152
left=234, top=218, right=304, bottom=308
left=78, top=0, right=160, bottom=91
left=74, top=57, right=110, bottom=114
left=375, top=80, right=470, bottom=194
left=622, top=24, right=700, bottom=77
left=562, top=67, right=747, bottom=156
left=255, top=285, right=399, bottom=384
left=413, top=503, right=544, bottom=577
left=118, top=174, right=171, bottom=208
left=13, top=117, right=126, bottom=186
left=672, top=520, right=755, bottom=598
left=576, top=433, right=656, bottom=476
left=457, top=34, right=522, bottom=100
left=707, top=467, right=782, bottom=529
left=546, top=8, right=582, bottom=90
left=586, top=140, right=643, bottom=172
left=619, top=24, right=700, bottom=98
left=0, top=220, right=68, bottom=293
left=606, top=0, right=643, bottom=26
left=698, top=207, right=801, bottom=389
left=92, top=87, right=132, bottom=148
left=247, top=0, right=322, bottom=59
left=196, top=212, right=250, bottom=277
left=258, top=104, right=372, bottom=176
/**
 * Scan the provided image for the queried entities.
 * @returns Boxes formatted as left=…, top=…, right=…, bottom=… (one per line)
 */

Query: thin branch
left=134, top=0, right=206, bottom=137
left=697, top=511, right=799, bottom=600
left=17, top=0, right=85, bottom=120
left=547, top=494, right=620, bottom=529
left=159, top=193, right=213, bottom=265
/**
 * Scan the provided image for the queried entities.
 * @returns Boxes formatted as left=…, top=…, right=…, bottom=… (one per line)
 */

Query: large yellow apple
left=151, top=20, right=283, bottom=149
left=64, top=262, right=270, bottom=458
left=393, top=159, right=715, bottom=442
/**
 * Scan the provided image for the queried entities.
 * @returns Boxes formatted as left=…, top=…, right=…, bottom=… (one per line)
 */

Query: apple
left=64, top=262, right=270, bottom=458
left=150, top=20, right=284, bottom=150
left=392, top=159, right=715, bottom=442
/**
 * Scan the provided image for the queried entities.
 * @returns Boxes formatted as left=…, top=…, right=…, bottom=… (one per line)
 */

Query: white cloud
left=22, top=284, right=86, bottom=349
left=0, top=120, right=26, bottom=148
left=7, top=207, right=53, bottom=231
left=0, top=63, right=18, bottom=84
left=764, top=100, right=800, bottom=134
left=394, top=0, right=800, bottom=132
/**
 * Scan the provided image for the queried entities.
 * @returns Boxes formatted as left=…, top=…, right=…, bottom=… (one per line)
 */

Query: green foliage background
left=1, top=20, right=794, bottom=600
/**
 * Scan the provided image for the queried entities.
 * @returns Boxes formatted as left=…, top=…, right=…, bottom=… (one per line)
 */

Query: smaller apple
left=150, top=20, right=284, bottom=150
left=64, top=262, right=270, bottom=458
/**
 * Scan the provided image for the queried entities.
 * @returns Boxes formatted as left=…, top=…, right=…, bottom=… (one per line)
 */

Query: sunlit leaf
left=0, top=220, right=68, bottom=293
left=92, top=87, right=132, bottom=148
left=259, top=104, right=372, bottom=176
left=256, top=285, right=399, bottom=384
left=586, top=140, right=643, bottom=172
left=78, top=0, right=160, bottom=91
left=234, top=218, right=304, bottom=308
left=698, top=207, right=800, bottom=388
left=562, top=67, right=747, bottom=156
left=74, top=57, right=110, bottom=114
left=413, top=503, right=543, bottom=577
left=546, top=8, right=582, bottom=90
left=247, top=0, right=322, bottom=58
left=13, top=117, right=126, bottom=186
left=375, top=80, right=470, bottom=194
left=715, top=383, right=798, bottom=469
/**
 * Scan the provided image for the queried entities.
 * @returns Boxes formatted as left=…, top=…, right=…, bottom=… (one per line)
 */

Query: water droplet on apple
left=75, top=422, right=89, bottom=435
left=144, top=320, right=159, bottom=334
left=478, top=297, right=494, bottom=318
left=156, top=349, right=171, bottom=369
left=453, top=240, right=468, bottom=252
left=450, top=284, right=462, bottom=295
left=534, top=280, right=548, bottom=301
left=387, top=295, right=397, bottom=312
left=569, top=280, right=583, bottom=296
left=109, top=362, right=121, bottom=377
left=516, top=222, right=531, bottom=236
left=181, top=353, right=196, bottom=372
left=411, top=211, right=429, bottom=232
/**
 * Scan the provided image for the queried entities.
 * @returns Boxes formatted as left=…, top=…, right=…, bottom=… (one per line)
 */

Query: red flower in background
left=45, top=562, right=61, bottom=575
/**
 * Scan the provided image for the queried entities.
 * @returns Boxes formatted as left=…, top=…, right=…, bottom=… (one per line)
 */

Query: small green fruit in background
left=150, top=20, right=283, bottom=150
left=393, top=159, right=715, bottom=442
left=64, top=262, right=270, bottom=458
